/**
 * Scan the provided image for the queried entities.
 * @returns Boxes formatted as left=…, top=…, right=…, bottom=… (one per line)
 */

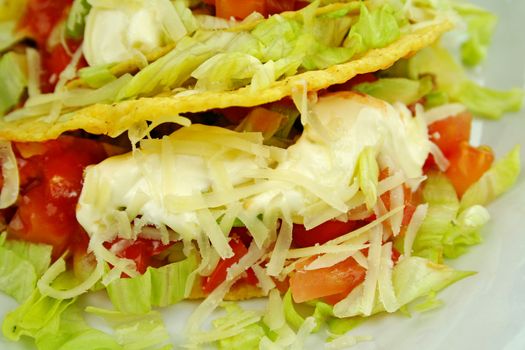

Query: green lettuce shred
left=0, top=52, right=27, bottom=115
left=412, top=291, right=444, bottom=313
left=404, top=45, right=524, bottom=120
left=453, top=3, right=497, bottom=66
left=0, top=236, right=52, bottom=303
left=66, top=0, right=92, bottom=39
left=333, top=257, right=474, bottom=318
left=408, top=172, right=497, bottom=263
left=192, top=52, right=263, bottom=91
left=107, top=254, right=197, bottom=314
left=455, top=81, right=524, bottom=120
left=35, top=305, right=121, bottom=350
left=393, top=257, right=474, bottom=307
left=283, top=289, right=305, bottom=330
left=357, top=146, right=379, bottom=210
left=343, top=4, right=400, bottom=54
left=2, top=290, right=123, bottom=350
left=86, top=307, right=172, bottom=350
left=78, top=64, right=117, bottom=89
left=461, top=145, right=521, bottom=210
left=353, top=76, right=433, bottom=105
left=0, top=21, right=21, bottom=52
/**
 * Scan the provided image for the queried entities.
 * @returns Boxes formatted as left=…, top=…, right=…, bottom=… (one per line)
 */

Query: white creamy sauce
left=83, top=0, right=177, bottom=66
left=76, top=92, right=430, bottom=244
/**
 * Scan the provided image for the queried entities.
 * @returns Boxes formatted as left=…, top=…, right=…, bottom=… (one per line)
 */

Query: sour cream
left=83, top=0, right=188, bottom=66
left=76, top=92, right=430, bottom=244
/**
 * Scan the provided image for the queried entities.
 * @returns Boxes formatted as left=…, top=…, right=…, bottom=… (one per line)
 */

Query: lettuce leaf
left=455, top=81, right=524, bottom=120
left=333, top=257, right=474, bottom=317
left=0, top=236, right=52, bottom=303
left=460, top=145, right=521, bottom=210
left=356, top=146, right=379, bottom=210
left=86, top=307, right=172, bottom=350
left=0, top=52, right=27, bottom=115
left=442, top=205, right=489, bottom=259
left=2, top=290, right=121, bottom=350
left=343, top=4, right=400, bottom=54
left=409, top=172, right=498, bottom=263
left=353, top=76, right=433, bottom=106
left=404, top=45, right=524, bottom=120
left=66, top=0, right=91, bottom=39
left=107, top=254, right=197, bottom=313
left=453, top=3, right=497, bottom=66
left=0, top=21, right=21, bottom=52
left=192, top=53, right=263, bottom=91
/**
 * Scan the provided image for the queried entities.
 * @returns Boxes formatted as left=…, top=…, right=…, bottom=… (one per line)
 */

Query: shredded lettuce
left=404, top=46, right=524, bottom=120
left=107, top=254, right=197, bottom=313
left=251, top=15, right=302, bottom=63
left=343, top=4, right=400, bottom=54
left=283, top=289, right=305, bottom=330
left=409, top=172, right=496, bottom=262
left=333, top=256, right=474, bottom=317
left=186, top=302, right=263, bottom=348
left=213, top=304, right=265, bottom=350
left=460, top=146, right=521, bottom=210
left=353, top=76, right=433, bottom=105
left=2, top=290, right=122, bottom=350
left=66, top=0, right=92, bottom=39
left=116, top=35, right=227, bottom=99
left=192, top=53, right=263, bottom=91
left=455, top=81, right=524, bottom=120
left=0, top=52, right=27, bottom=115
left=78, top=64, right=117, bottom=89
left=0, top=21, right=21, bottom=52
left=0, top=236, right=52, bottom=303
left=86, top=307, right=172, bottom=350
left=357, top=147, right=379, bottom=210
left=2, top=290, right=76, bottom=342
left=453, top=3, right=497, bottom=66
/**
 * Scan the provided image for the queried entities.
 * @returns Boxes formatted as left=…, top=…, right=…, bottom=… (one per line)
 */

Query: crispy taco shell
left=0, top=20, right=452, bottom=142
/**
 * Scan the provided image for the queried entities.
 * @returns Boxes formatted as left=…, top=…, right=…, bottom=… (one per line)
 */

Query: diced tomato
left=220, top=106, right=250, bottom=124
left=8, top=137, right=107, bottom=258
left=8, top=185, right=77, bottom=257
left=401, top=185, right=423, bottom=227
left=377, top=168, right=422, bottom=228
left=202, top=235, right=258, bottom=293
left=292, top=219, right=358, bottom=248
left=445, top=142, right=494, bottom=197
left=266, top=0, right=296, bottom=14
left=241, top=107, right=284, bottom=138
left=109, top=238, right=174, bottom=275
left=216, top=0, right=267, bottom=19
left=290, top=256, right=366, bottom=303
left=428, top=111, right=472, bottom=157
left=40, top=40, right=87, bottom=93
left=17, top=0, right=73, bottom=47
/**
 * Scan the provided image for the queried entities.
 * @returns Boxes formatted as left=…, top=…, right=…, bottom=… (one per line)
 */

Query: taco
left=0, top=0, right=522, bottom=349
left=0, top=0, right=454, bottom=141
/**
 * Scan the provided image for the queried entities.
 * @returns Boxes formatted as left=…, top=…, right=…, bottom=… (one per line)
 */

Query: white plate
left=1, top=1, right=524, bottom=349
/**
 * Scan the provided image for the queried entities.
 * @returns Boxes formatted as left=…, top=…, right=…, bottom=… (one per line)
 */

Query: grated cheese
left=360, top=225, right=382, bottom=316
left=389, top=182, right=404, bottom=237
left=429, top=142, right=450, bottom=172
left=25, top=47, right=41, bottom=98
left=403, top=204, right=429, bottom=258
left=266, top=219, right=293, bottom=276
left=377, top=242, right=398, bottom=312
